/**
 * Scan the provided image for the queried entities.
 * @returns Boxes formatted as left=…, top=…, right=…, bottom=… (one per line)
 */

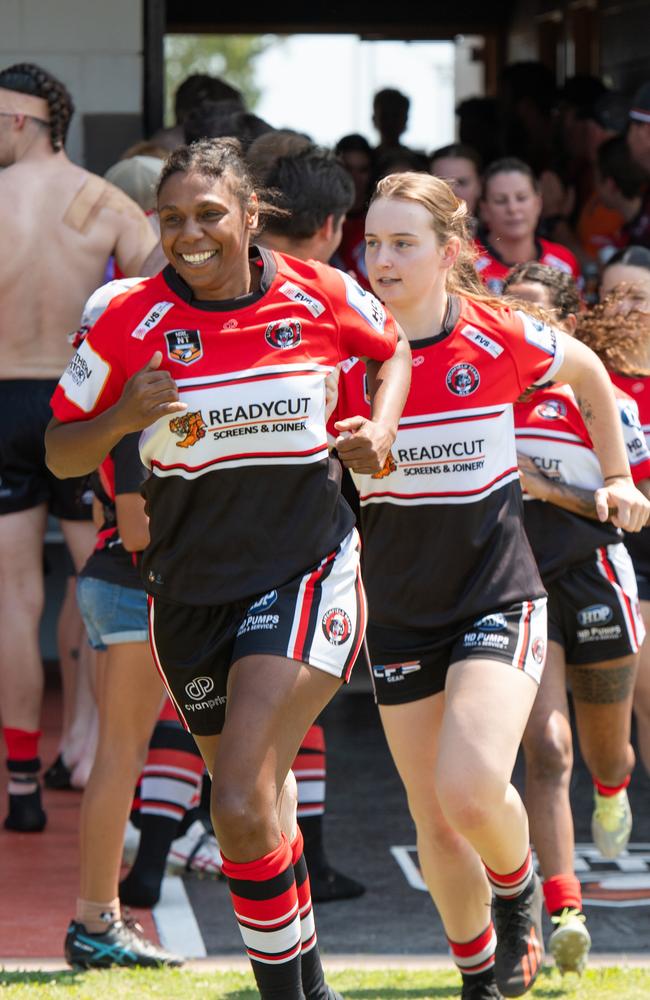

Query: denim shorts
left=77, top=576, right=149, bottom=651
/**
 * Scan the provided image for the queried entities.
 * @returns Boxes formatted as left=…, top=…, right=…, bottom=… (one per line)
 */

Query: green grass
left=1, top=967, right=650, bottom=999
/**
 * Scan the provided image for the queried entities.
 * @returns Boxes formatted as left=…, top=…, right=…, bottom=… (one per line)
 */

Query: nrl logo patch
left=165, top=329, right=202, bottom=365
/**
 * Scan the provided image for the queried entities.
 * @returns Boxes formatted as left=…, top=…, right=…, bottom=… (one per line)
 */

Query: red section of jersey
left=610, top=372, right=650, bottom=440
left=51, top=249, right=397, bottom=606
left=473, top=237, right=581, bottom=294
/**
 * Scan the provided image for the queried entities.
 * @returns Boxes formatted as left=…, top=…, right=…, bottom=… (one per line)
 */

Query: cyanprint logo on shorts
left=185, top=676, right=214, bottom=700
left=322, top=607, right=352, bottom=645
left=446, top=362, right=480, bottom=397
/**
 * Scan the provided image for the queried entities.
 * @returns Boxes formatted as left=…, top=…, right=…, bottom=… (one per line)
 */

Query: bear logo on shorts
left=322, top=608, right=352, bottom=645
left=169, top=411, right=207, bottom=448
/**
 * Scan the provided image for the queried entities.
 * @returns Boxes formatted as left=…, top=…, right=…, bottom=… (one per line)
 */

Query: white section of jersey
left=140, top=367, right=329, bottom=479
left=58, top=338, right=111, bottom=414
left=516, top=311, right=565, bottom=381
left=130, top=301, right=175, bottom=340
left=278, top=280, right=326, bottom=318
left=355, top=404, right=520, bottom=506
left=459, top=324, right=504, bottom=359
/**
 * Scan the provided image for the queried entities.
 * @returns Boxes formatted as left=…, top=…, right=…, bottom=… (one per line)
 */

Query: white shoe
left=549, top=908, right=591, bottom=974
left=167, top=818, right=222, bottom=877
left=591, top=786, right=632, bottom=859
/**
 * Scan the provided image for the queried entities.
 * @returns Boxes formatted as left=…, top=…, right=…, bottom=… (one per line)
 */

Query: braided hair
left=0, top=63, right=74, bottom=151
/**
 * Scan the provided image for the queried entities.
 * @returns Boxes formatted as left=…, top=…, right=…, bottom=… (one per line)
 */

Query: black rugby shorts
left=0, top=380, right=92, bottom=519
left=368, top=598, right=547, bottom=706
left=148, top=528, right=366, bottom=735
left=547, top=544, right=644, bottom=665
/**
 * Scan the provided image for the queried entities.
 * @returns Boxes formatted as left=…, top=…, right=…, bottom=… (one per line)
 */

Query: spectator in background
left=456, top=96, right=501, bottom=168
left=0, top=62, right=158, bottom=832
left=372, top=88, right=411, bottom=158
left=150, top=74, right=244, bottom=151
left=596, top=136, right=649, bottom=255
left=183, top=98, right=273, bottom=153
left=575, top=94, right=632, bottom=262
left=475, top=157, right=581, bottom=294
left=247, top=129, right=313, bottom=184
left=333, top=133, right=374, bottom=289
left=498, top=61, right=557, bottom=174
left=430, top=143, right=482, bottom=226
left=625, top=83, right=650, bottom=249
left=104, top=155, right=164, bottom=215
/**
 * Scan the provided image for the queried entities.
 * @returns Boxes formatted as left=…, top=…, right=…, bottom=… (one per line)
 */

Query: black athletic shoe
left=310, top=865, right=365, bottom=903
left=64, top=918, right=183, bottom=969
left=493, top=874, right=544, bottom=997
left=44, top=754, right=74, bottom=790
left=4, top=782, right=46, bottom=832
left=461, top=973, right=504, bottom=999
left=326, top=989, right=344, bottom=1000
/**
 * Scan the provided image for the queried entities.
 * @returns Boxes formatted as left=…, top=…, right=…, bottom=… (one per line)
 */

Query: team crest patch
left=165, top=329, right=202, bottom=365
left=265, top=319, right=302, bottom=350
left=531, top=636, right=546, bottom=664
left=169, top=411, right=207, bottom=448
left=322, top=608, right=352, bottom=645
left=372, top=452, right=397, bottom=479
left=446, top=362, right=480, bottom=397
left=536, top=399, right=567, bottom=420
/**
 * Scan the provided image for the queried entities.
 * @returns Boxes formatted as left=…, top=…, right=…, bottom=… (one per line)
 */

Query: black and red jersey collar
left=407, top=294, right=461, bottom=349
left=479, top=232, right=544, bottom=267
left=162, top=245, right=277, bottom=312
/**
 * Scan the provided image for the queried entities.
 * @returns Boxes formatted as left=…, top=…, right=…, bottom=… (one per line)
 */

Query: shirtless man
left=0, top=63, right=158, bottom=832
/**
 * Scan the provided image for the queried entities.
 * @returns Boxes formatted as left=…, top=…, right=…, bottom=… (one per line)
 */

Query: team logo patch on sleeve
left=169, top=410, right=207, bottom=448
left=165, top=329, right=202, bottom=365
left=322, top=608, right=352, bottom=645
left=59, top=339, right=111, bottom=413
left=339, top=271, right=386, bottom=333
left=446, top=362, right=480, bottom=396
left=265, top=319, right=302, bottom=350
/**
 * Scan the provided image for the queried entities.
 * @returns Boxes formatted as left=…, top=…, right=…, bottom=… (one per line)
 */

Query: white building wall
left=0, top=0, right=143, bottom=165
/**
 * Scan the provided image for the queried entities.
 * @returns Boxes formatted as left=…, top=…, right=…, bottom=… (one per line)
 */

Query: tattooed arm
left=552, top=333, right=650, bottom=531
left=518, top=453, right=603, bottom=519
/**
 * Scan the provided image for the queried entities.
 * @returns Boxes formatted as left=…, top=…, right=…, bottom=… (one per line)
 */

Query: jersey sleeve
left=112, top=433, right=147, bottom=495
left=617, top=397, right=650, bottom=483
left=510, top=310, right=566, bottom=391
left=50, top=305, right=129, bottom=423
left=325, top=357, right=364, bottom=444
left=328, top=270, right=398, bottom=362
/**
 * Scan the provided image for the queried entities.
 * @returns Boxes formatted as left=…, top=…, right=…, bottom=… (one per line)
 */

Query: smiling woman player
left=331, top=173, right=649, bottom=1000
left=45, top=138, right=411, bottom=999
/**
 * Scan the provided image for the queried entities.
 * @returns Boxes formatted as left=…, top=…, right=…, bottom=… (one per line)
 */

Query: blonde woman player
left=330, top=174, right=649, bottom=999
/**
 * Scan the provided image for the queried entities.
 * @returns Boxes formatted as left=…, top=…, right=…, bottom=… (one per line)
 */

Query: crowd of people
left=2, top=55, right=650, bottom=1000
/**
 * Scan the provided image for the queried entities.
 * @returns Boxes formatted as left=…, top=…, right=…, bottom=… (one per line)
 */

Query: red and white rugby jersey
left=332, top=295, right=564, bottom=631
left=609, top=372, right=650, bottom=578
left=51, top=247, right=397, bottom=606
left=515, top=383, right=650, bottom=582
left=473, top=236, right=582, bottom=295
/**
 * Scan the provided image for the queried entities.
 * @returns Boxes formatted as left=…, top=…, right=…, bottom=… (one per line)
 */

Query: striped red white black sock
left=294, top=724, right=326, bottom=820
left=291, top=828, right=328, bottom=1000
left=221, top=835, right=304, bottom=999
left=448, top=922, right=497, bottom=977
left=484, top=849, right=533, bottom=899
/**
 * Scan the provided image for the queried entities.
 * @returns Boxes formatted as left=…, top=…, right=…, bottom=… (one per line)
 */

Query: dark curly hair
left=503, top=262, right=581, bottom=320
left=157, top=138, right=286, bottom=226
left=0, top=62, right=74, bottom=152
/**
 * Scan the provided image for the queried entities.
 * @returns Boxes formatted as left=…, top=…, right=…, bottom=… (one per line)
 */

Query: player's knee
left=211, top=778, right=273, bottom=850
left=436, top=769, right=504, bottom=833
left=586, top=743, right=635, bottom=786
left=525, top=724, right=573, bottom=783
